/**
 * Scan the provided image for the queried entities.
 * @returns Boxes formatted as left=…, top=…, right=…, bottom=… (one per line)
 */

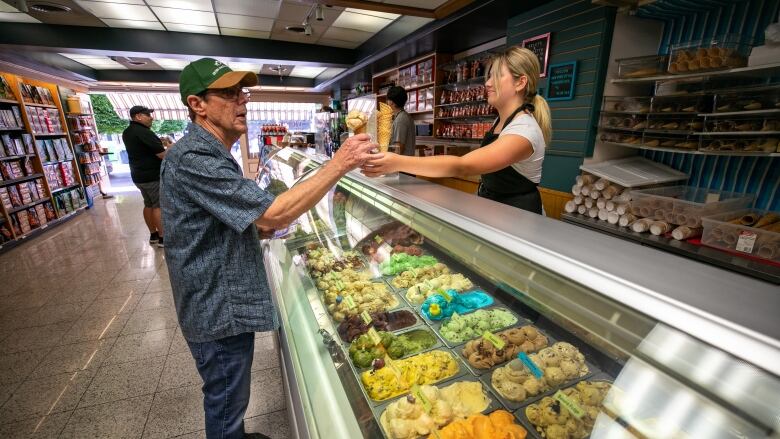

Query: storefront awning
left=105, top=92, right=189, bottom=120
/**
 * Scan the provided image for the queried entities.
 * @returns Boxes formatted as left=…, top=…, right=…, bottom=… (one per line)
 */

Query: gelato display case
left=260, top=149, right=780, bottom=439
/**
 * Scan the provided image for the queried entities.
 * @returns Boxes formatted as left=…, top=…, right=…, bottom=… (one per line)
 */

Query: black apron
left=477, top=105, right=543, bottom=214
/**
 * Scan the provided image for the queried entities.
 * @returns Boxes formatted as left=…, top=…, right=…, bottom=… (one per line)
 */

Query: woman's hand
left=360, top=152, right=397, bottom=177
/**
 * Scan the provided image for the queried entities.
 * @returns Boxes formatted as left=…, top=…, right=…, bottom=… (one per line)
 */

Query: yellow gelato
left=361, top=350, right=459, bottom=401
left=379, top=381, right=490, bottom=439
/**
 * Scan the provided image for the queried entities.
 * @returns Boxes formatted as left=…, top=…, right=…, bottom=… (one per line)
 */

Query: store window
left=245, top=102, right=319, bottom=160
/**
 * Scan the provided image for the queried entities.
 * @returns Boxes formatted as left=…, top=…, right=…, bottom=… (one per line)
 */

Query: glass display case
left=260, top=149, right=780, bottom=439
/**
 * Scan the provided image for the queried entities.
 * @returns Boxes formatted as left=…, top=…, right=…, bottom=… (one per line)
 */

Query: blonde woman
left=362, top=47, right=552, bottom=214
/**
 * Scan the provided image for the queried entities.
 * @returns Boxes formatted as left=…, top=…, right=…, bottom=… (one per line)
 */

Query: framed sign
left=546, top=61, right=577, bottom=101
left=521, top=33, right=551, bottom=78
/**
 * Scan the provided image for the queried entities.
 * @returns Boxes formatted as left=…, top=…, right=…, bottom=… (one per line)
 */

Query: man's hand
left=257, top=225, right=275, bottom=239
left=331, top=134, right=379, bottom=174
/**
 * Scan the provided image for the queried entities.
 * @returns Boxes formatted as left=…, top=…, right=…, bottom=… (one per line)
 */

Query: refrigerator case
left=261, top=150, right=780, bottom=439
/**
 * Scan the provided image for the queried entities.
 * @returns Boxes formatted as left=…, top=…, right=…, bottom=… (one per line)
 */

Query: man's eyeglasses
left=204, top=87, right=251, bottom=102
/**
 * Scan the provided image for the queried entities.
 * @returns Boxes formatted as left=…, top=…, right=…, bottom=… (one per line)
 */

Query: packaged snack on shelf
left=601, top=96, right=651, bottom=114
left=0, top=187, right=11, bottom=210
left=9, top=214, right=21, bottom=235
left=598, top=113, right=646, bottom=131
left=713, top=85, right=780, bottom=113
left=650, top=94, right=708, bottom=114
left=645, top=115, right=703, bottom=133
left=27, top=207, right=40, bottom=229
left=668, top=35, right=752, bottom=74
left=17, top=210, right=30, bottom=234
left=616, top=55, right=668, bottom=79
left=702, top=209, right=780, bottom=262
left=641, top=133, right=698, bottom=150
left=35, top=204, right=47, bottom=226
left=705, top=115, right=779, bottom=133
left=7, top=185, right=21, bottom=207
left=43, top=201, right=56, bottom=220
left=18, top=183, right=32, bottom=204
left=699, top=137, right=778, bottom=153
left=631, top=186, right=753, bottom=227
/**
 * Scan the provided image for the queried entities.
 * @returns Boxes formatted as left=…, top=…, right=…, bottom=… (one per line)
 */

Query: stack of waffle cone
left=377, top=102, right=393, bottom=152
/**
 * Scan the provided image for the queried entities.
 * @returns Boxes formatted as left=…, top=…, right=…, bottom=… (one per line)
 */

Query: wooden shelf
left=66, top=113, right=94, bottom=117
left=436, top=99, right=488, bottom=108
left=437, top=115, right=496, bottom=122
left=408, top=109, right=433, bottom=115
left=699, top=109, right=780, bottom=117
left=403, top=82, right=435, bottom=92
left=601, top=141, right=779, bottom=156
left=23, top=102, right=57, bottom=109
left=0, top=98, right=19, bottom=104
left=69, top=128, right=93, bottom=132
left=51, top=184, right=80, bottom=194
left=9, top=197, right=50, bottom=214
left=610, top=62, right=780, bottom=84
left=0, top=173, right=44, bottom=187
left=43, top=158, right=74, bottom=165
left=33, top=132, right=67, bottom=137
left=0, top=154, right=36, bottom=162
left=0, top=126, right=24, bottom=131
left=696, top=131, right=780, bottom=136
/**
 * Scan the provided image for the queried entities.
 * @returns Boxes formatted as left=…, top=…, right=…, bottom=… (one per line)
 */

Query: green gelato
left=380, top=253, right=438, bottom=276
left=348, top=329, right=437, bottom=368
left=439, top=308, right=518, bottom=344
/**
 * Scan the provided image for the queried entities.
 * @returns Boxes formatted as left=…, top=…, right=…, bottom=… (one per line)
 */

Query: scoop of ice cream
left=381, top=253, right=439, bottom=276
left=431, top=410, right=527, bottom=439
left=361, top=351, right=459, bottom=401
left=422, top=290, right=493, bottom=321
left=439, top=309, right=518, bottom=344
left=524, top=381, right=611, bottom=439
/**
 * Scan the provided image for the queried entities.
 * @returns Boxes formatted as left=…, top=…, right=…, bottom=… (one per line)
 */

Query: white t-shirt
left=496, top=113, right=545, bottom=184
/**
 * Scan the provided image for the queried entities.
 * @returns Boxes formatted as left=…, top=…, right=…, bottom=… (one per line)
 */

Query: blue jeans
left=188, top=332, right=255, bottom=439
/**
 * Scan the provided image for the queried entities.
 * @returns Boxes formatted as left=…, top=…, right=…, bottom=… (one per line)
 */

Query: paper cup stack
left=377, top=102, right=393, bottom=152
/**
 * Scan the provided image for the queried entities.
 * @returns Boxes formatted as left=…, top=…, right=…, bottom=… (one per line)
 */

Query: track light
left=304, top=24, right=312, bottom=36
left=315, top=5, right=324, bottom=21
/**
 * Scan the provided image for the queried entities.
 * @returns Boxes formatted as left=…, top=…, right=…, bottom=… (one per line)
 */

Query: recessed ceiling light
left=269, top=65, right=288, bottom=74
left=29, top=3, right=71, bottom=13
left=285, top=25, right=305, bottom=34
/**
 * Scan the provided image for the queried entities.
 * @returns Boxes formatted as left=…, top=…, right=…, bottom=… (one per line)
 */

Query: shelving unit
left=62, top=91, right=104, bottom=194
left=0, top=71, right=87, bottom=248
left=610, top=62, right=780, bottom=84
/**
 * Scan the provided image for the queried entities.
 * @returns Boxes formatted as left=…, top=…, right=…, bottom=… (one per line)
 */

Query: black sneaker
left=156, top=236, right=164, bottom=248
left=149, top=232, right=159, bottom=244
left=244, top=433, right=271, bottom=439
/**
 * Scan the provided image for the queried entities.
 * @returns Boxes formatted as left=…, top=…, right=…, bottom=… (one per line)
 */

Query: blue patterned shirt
left=161, top=123, right=277, bottom=342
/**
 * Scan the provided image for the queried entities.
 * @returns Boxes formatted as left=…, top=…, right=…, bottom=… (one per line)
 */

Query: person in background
left=386, top=86, right=416, bottom=156
left=122, top=105, right=166, bottom=246
left=362, top=47, right=551, bottom=214
left=161, top=58, right=376, bottom=439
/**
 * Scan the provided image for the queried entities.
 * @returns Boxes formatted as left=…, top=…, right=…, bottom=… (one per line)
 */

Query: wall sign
left=546, top=61, right=577, bottom=101
left=521, top=33, right=551, bottom=78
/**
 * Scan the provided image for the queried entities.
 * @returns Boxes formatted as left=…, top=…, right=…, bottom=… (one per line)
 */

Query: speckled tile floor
left=0, top=192, right=289, bottom=438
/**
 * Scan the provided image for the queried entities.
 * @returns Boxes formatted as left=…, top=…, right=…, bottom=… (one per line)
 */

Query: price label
left=518, top=352, right=544, bottom=378
left=439, top=289, right=452, bottom=302
left=482, top=331, right=505, bottom=349
left=553, top=390, right=585, bottom=419
left=410, top=384, right=432, bottom=413
left=736, top=231, right=757, bottom=253
left=360, top=310, right=372, bottom=325
left=343, top=295, right=356, bottom=309
left=705, top=193, right=721, bottom=203
left=336, top=280, right=345, bottom=291
left=385, top=354, right=403, bottom=382
left=367, top=327, right=382, bottom=345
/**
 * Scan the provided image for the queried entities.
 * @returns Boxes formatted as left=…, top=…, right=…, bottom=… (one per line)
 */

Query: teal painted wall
left=507, top=0, right=616, bottom=192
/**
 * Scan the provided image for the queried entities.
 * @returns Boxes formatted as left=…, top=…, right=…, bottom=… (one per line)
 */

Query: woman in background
left=362, top=47, right=551, bottom=214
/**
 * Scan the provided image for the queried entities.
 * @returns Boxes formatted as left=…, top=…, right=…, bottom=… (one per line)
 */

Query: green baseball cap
left=179, top=58, right=258, bottom=104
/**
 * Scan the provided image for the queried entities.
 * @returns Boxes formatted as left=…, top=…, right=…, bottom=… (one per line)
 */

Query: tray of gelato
left=461, top=326, right=550, bottom=376
left=486, top=342, right=594, bottom=411
left=348, top=327, right=442, bottom=369
left=360, top=350, right=465, bottom=403
left=518, top=379, right=613, bottom=439
left=358, top=222, right=425, bottom=263
left=403, top=273, right=475, bottom=306
left=435, top=307, right=524, bottom=348
left=322, top=279, right=400, bottom=322
left=338, top=309, right=420, bottom=343
left=304, top=244, right=366, bottom=278
left=381, top=253, right=440, bottom=276
left=428, top=409, right=528, bottom=439
left=421, top=290, right=495, bottom=322
left=376, top=376, right=501, bottom=439
left=391, top=264, right=451, bottom=290
left=314, top=268, right=371, bottom=292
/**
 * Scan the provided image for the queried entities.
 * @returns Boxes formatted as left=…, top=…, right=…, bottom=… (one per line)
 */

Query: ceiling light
left=269, top=65, right=287, bottom=74
left=29, top=2, right=71, bottom=12
left=315, top=4, right=323, bottom=21
left=285, top=25, right=305, bottom=34
left=304, top=24, right=312, bottom=36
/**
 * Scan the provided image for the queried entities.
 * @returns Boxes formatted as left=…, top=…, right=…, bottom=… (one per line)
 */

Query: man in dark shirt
left=387, top=86, right=416, bottom=156
left=161, top=58, right=376, bottom=439
left=123, top=106, right=166, bottom=247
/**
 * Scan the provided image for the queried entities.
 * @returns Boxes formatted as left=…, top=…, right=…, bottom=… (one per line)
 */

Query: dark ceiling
left=0, top=0, right=550, bottom=91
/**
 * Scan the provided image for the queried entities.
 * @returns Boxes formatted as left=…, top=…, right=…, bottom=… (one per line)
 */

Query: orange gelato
left=429, top=410, right=526, bottom=439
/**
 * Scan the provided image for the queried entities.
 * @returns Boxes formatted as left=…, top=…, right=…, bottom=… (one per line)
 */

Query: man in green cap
left=161, top=58, right=377, bottom=439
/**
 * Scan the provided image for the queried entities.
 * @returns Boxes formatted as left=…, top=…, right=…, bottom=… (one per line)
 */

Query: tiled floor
left=0, top=192, right=289, bottom=438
